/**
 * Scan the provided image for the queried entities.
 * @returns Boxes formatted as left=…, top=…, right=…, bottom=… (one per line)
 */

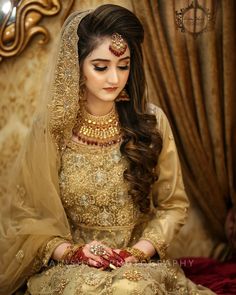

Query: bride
left=0, top=4, right=215, bottom=295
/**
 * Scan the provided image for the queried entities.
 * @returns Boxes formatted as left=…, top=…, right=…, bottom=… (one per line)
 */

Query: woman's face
left=82, top=37, right=130, bottom=105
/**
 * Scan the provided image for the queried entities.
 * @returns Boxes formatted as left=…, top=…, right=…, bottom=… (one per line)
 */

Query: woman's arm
left=136, top=106, right=189, bottom=259
left=51, top=242, right=72, bottom=260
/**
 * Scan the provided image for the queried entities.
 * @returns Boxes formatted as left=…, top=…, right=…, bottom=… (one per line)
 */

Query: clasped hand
left=62, top=241, right=137, bottom=270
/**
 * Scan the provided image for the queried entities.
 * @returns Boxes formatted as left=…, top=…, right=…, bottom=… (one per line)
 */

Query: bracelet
left=124, top=247, right=150, bottom=262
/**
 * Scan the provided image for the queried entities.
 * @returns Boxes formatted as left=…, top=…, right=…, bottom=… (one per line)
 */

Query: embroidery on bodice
left=59, top=140, right=140, bottom=247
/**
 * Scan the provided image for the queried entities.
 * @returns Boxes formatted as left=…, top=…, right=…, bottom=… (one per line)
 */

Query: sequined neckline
left=68, top=138, right=121, bottom=152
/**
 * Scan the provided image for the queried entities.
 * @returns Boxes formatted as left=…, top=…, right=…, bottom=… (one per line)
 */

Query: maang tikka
left=109, top=33, right=127, bottom=57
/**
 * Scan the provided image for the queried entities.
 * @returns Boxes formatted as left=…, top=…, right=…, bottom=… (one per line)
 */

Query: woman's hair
left=77, top=4, right=162, bottom=212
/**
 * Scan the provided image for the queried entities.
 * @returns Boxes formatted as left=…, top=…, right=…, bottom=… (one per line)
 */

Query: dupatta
left=0, top=9, right=91, bottom=294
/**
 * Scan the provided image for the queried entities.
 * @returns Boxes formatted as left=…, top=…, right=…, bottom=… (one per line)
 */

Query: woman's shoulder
left=147, top=102, right=168, bottom=131
left=147, top=102, right=165, bottom=116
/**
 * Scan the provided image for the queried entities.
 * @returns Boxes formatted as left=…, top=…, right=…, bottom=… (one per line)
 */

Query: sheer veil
left=0, top=9, right=91, bottom=294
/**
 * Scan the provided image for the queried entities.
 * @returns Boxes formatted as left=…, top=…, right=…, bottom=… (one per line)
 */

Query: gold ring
left=89, top=244, right=107, bottom=256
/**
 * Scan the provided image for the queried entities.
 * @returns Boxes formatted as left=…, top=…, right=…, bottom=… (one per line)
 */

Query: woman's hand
left=53, top=241, right=125, bottom=269
left=80, top=241, right=124, bottom=269
left=114, top=249, right=138, bottom=263
left=114, top=240, right=156, bottom=263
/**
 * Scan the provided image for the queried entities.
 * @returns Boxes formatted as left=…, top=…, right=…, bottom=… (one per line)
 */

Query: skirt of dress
left=26, top=260, right=216, bottom=295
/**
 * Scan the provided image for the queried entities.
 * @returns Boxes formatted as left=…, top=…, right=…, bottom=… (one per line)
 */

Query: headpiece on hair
left=109, top=33, right=127, bottom=57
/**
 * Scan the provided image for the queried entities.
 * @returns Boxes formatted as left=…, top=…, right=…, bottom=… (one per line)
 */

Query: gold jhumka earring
left=109, top=33, right=127, bottom=57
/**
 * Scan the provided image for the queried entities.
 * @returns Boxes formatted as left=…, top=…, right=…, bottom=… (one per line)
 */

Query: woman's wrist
left=132, top=240, right=156, bottom=258
left=61, top=244, right=86, bottom=264
left=122, top=247, right=150, bottom=262
left=52, top=242, right=72, bottom=261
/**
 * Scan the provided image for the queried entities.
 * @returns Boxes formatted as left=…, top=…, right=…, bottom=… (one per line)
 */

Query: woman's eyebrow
left=91, top=56, right=130, bottom=62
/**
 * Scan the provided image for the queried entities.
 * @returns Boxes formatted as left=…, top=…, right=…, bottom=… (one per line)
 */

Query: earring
left=116, top=88, right=130, bottom=102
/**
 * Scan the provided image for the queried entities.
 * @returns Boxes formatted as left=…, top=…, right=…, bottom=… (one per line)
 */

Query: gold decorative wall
left=0, top=0, right=62, bottom=61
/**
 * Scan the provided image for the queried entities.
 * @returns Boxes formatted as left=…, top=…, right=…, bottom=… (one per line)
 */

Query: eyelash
left=93, top=65, right=130, bottom=72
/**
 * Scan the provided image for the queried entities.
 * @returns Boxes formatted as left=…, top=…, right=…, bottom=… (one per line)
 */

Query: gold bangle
left=124, top=247, right=150, bottom=262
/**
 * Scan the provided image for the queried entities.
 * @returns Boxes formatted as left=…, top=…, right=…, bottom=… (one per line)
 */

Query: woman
left=0, top=4, right=215, bottom=295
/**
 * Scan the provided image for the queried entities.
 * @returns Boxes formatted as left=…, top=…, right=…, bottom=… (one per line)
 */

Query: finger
left=112, top=250, right=125, bottom=262
left=119, top=250, right=132, bottom=260
left=86, top=242, right=123, bottom=267
left=99, top=256, right=110, bottom=269
left=87, top=258, right=103, bottom=268
left=101, top=246, right=125, bottom=264
left=83, top=248, right=103, bottom=263
left=87, top=242, right=122, bottom=264
left=106, top=253, right=124, bottom=267
left=125, top=256, right=138, bottom=263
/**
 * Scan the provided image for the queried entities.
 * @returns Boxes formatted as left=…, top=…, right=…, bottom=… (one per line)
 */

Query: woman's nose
left=107, top=68, right=119, bottom=84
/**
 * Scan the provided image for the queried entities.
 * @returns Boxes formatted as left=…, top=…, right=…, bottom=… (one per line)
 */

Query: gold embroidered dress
left=26, top=105, right=215, bottom=295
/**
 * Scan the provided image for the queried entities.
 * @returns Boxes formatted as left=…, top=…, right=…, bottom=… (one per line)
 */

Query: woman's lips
left=103, top=87, right=118, bottom=92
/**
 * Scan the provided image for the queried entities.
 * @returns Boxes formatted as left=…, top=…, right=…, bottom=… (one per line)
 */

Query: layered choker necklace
left=73, top=105, right=122, bottom=147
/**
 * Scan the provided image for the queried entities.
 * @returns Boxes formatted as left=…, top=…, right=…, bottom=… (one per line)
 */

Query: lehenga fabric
left=0, top=9, right=215, bottom=295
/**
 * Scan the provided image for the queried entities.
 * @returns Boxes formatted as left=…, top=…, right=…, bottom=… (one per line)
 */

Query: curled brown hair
left=77, top=4, right=162, bottom=212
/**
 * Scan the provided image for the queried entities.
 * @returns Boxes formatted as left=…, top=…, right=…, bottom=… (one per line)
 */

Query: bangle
left=124, top=247, right=150, bottom=262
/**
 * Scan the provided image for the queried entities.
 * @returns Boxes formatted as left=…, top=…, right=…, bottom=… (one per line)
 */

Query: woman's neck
left=85, top=100, right=115, bottom=116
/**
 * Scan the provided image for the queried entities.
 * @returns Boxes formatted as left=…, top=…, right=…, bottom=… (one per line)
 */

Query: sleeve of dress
left=139, top=105, right=189, bottom=259
left=37, top=236, right=72, bottom=267
left=18, top=237, right=71, bottom=276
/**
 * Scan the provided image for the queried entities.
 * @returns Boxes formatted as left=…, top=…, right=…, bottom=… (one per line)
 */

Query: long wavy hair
left=77, top=4, right=163, bottom=212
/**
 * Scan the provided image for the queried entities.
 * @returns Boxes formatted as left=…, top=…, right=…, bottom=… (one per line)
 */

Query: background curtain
left=132, top=0, right=236, bottom=252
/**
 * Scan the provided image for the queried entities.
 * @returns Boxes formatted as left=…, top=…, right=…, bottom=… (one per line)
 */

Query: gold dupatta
left=0, top=10, right=91, bottom=295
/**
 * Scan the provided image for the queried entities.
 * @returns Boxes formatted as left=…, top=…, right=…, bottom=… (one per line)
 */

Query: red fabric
left=178, top=256, right=236, bottom=295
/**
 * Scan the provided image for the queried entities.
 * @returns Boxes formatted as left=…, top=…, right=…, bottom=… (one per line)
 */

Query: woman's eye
left=93, top=65, right=129, bottom=71
left=118, top=65, right=130, bottom=70
left=94, top=65, right=107, bottom=71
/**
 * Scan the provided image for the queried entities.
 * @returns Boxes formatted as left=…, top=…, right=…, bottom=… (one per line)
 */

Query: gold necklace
left=74, top=106, right=122, bottom=147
